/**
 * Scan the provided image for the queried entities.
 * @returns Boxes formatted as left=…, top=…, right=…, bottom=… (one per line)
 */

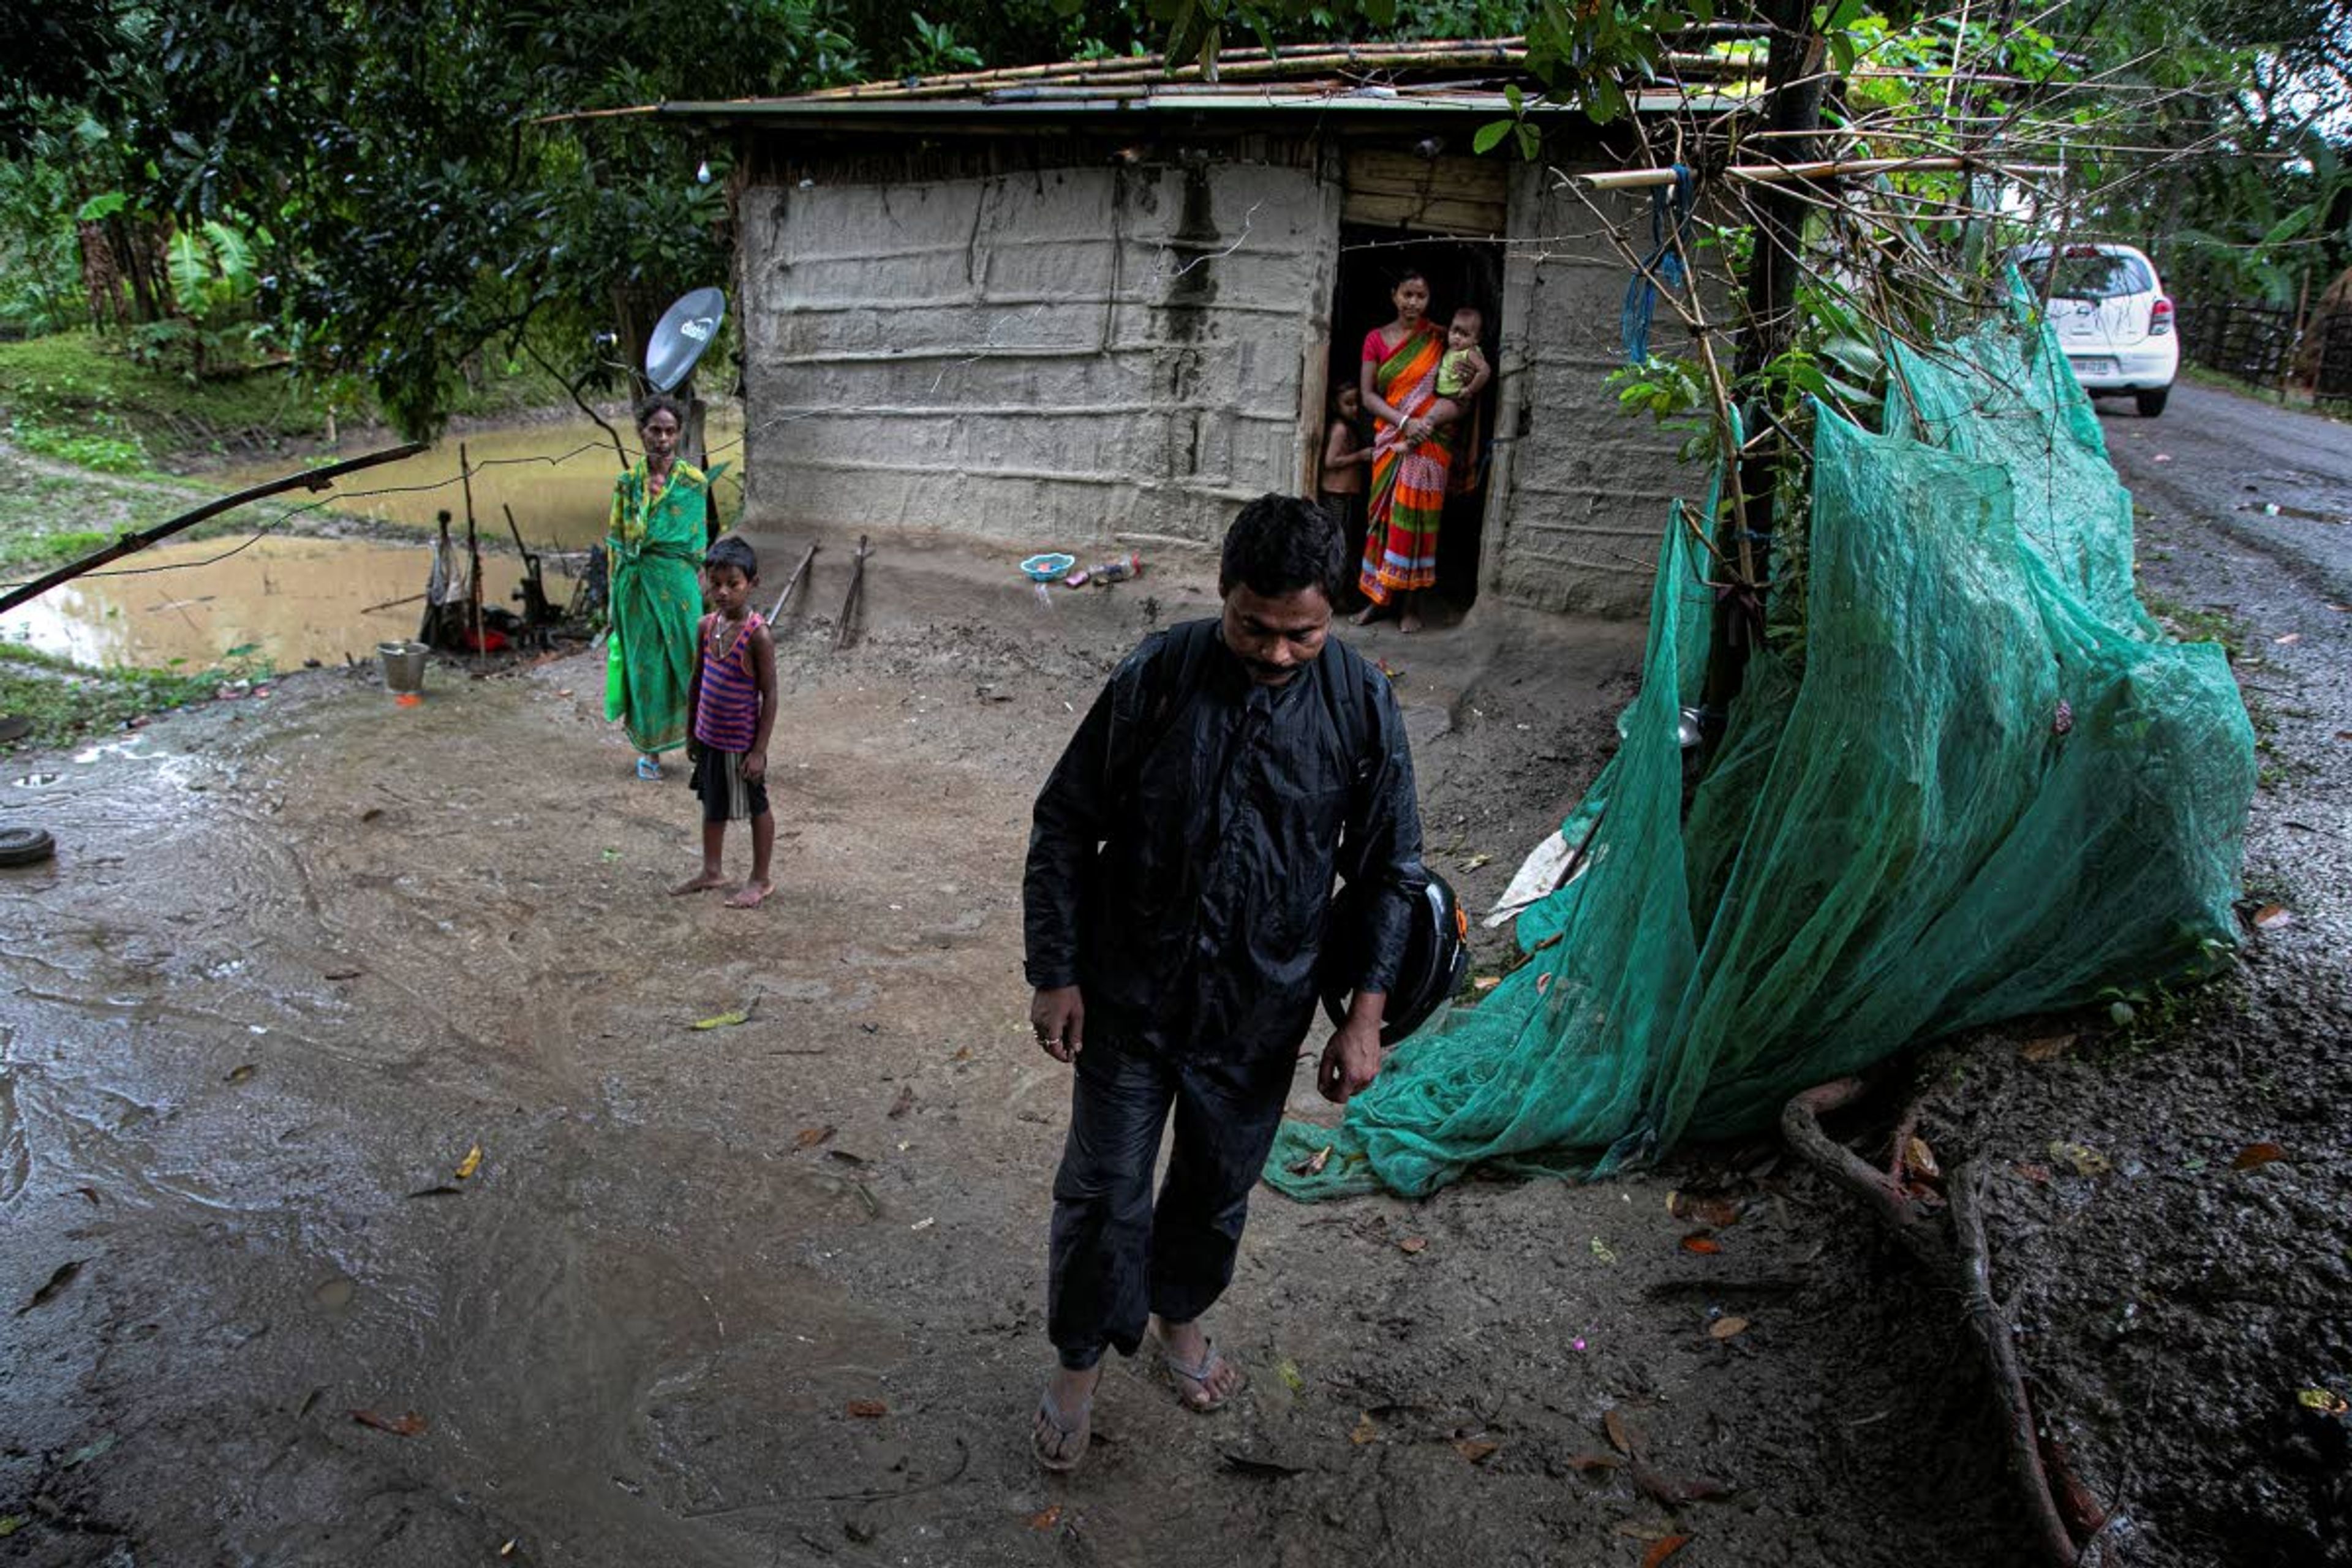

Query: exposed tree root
left=1781, top=1077, right=2090, bottom=1567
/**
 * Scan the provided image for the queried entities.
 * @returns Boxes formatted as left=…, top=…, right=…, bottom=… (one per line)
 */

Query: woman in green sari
left=606, top=395, right=725, bottom=779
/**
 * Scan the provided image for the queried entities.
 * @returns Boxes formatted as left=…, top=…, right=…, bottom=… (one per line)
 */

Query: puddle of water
left=1, top=535, right=533, bottom=671
left=216, top=407, right=747, bottom=551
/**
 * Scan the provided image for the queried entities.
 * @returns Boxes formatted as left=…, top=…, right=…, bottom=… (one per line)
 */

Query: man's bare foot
left=1398, top=609, right=1424, bottom=634
left=669, top=871, right=726, bottom=895
left=724, top=879, right=773, bottom=909
left=1155, top=1316, right=1245, bottom=1411
left=1033, top=1362, right=1101, bottom=1472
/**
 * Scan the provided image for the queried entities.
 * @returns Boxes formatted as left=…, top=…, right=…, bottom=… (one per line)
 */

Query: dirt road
left=2, top=537, right=2046, bottom=1566
left=3, top=378, right=2344, bottom=1566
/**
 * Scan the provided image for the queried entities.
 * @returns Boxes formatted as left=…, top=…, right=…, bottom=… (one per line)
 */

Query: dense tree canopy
left=0, top=0, right=2339, bottom=436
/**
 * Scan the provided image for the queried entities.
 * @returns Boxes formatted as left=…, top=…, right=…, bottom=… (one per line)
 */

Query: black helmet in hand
left=1320, top=873, right=1472, bottom=1047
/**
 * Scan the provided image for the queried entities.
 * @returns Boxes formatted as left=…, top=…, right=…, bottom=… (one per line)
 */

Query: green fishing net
left=1267, top=311, right=2256, bottom=1200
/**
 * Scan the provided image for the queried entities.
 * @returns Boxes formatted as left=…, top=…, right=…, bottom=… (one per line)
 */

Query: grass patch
left=2141, top=590, right=2247, bottom=659
left=0, top=641, right=259, bottom=751
left=0, top=330, right=571, bottom=465
left=0, top=450, right=221, bottom=577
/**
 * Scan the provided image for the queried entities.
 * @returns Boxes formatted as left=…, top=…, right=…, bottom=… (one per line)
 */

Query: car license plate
left=2069, top=356, right=2119, bottom=377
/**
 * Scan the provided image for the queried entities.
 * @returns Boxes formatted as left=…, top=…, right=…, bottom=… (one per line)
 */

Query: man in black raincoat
left=1023, top=493, right=1427, bottom=1471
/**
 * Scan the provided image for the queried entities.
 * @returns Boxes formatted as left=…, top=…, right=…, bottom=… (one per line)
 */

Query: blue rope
left=1620, top=165, right=1695, bottom=365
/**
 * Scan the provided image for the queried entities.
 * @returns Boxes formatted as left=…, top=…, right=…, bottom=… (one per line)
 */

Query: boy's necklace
left=709, top=613, right=751, bottom=662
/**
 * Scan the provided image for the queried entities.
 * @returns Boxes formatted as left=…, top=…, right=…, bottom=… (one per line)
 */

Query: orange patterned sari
left=1358, top=322, right=1452, bottom=604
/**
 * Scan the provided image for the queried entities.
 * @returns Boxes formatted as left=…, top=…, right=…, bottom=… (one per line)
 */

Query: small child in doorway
left=1319, top=383, right=1371, bottom=589
left=1432, top=306, right=1492, bottom=431
left=671, top=536, right=778, bottom=909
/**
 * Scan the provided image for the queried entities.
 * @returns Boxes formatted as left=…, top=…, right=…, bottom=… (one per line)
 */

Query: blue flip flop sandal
left=1033, top=1385, right=1092, bottom=1473
left=1161, top=1339, right=1243, bottom=1413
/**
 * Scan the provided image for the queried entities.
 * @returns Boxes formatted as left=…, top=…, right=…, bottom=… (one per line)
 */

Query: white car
left=2017, top=242, right=2178, bottom=417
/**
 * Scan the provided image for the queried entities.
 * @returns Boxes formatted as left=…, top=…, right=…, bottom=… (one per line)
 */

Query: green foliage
left=0, top=641, right=260, bottom=750
left=7, top=418, right=148, bottom=475
left=907, top=13, right=987, bottom=72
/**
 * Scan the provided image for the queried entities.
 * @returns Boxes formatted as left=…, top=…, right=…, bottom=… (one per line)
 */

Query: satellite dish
left=644, top=287, right=727, bottom=393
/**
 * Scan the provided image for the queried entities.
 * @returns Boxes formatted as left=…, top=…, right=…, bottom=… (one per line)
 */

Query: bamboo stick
left=0, top=441, right=426, bottom=617
left=1572, top=155, right=2059, bottom=192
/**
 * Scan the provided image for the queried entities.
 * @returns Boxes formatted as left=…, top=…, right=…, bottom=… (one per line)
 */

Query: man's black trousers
left=1046, top=1035, right=1295, bottom=1370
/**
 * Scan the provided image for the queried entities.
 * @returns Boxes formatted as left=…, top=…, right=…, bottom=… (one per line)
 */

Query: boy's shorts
left=691, top=745, right=769, bottom=824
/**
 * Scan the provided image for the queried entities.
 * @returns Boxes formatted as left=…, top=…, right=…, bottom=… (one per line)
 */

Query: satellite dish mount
left=645, top=287, right=728, bottom=394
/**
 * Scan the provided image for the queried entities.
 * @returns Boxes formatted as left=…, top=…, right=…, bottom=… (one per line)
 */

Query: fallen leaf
left=1277, top=1359, right=1305, bottom=1395
left=908, top=1216, right=935, bottom=1231
left=2274, top=633, right=2302, bottom=645
left=2297, top=1387, right=2348, bottom=1415
left=2014, top=1163, right=2053, bottom=1185
left=1289, top=1144, right=1333, bottom=1177
left=224, top=1063, right=258, bottom=1084
left=405, top=1185, right=464, bottom=1199
left=1616, top=1522, right=1676, bottom=1542
left=2231, top=1141, right=2286, bottom=1171
left=1453, top=1438, right=1499, bottom=1463
left=1708, top=1316, right=1750, bottom=1341
left=950, top=1046, right=974, bottom=1063
left=1633, top=1462, right=1733, bottom=1506
left=351, top=1409, right=426, bottom=1437
left=1399, top=1236, right=1428, bottom=1254
left=1462, top=853, right=1492, bottom=871
left=1590, top=1236, right=1618, bottom=1265
left=1641, top=1534, right=1694, bottom=1567
left=2021, top=1033, right=2076, bottom=1063
left=795, top=1125, right=837, bottom=1149
left=1473, top=976, right=1502, bottom=993
left=454, top=1145, right=482, bottom=1180
left=64, top=1435, right=115, bottom=1467
left=0, top=1517, right=21, bottom=1537
left=1604, top=1408, right=1640, bottom=1457
left=1565, top=1452, right=1624, bottom=1472
left=500, top=1541, right=518, bottom=1558
left=323, top=968, right=363, bottom=981
left=2252, top=903, right=2295, bottom=930
left=1669, top=1193, right=1741, bottom=1229
left=845, top=1399, right=887, bottom=1419
left=1350, top=1412, right=1378, bottom=1446
left=18, top=1259, right=84, bottom=1314
left=1028, top=1504, right=1062, bottom=1530
left=1221, top=1450, right=1307, bottom=1477
left=1903, top=1136, right=1940, bottom=1180
left=358, top=807, right=385, bottom=823
left=1679, top=1234, right=1722, bottom=1255
left=887, top=1086, right=917, bottom=1118
left=2049, top=1141, right=2111, bottom=1177
left=825, top=1148, right=867, bottom=1166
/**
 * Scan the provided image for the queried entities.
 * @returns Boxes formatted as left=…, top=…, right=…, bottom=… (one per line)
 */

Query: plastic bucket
left=377, top=640, right=429, bottom=695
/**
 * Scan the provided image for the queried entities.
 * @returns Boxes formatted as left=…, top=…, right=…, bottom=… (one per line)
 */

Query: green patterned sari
left=603, top=458, right=725, bottom=756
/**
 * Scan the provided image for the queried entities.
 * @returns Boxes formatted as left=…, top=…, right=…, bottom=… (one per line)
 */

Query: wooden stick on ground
left=833, top=535, right=872, bottom=653
left=1781, top=1079, right=2086, bottom=1567
left=767, top=541, right=820, bottom=623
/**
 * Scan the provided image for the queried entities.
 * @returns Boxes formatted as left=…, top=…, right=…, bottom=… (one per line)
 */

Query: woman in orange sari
left=1355, top=271, right=1451, bottom=633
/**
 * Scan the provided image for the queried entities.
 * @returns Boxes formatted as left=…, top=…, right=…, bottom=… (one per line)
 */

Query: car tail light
left=2150, top=296, right=2174, bottom=336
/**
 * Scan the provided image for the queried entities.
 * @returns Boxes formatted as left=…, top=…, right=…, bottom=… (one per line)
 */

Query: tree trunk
left=1700, top=0, right=1825, bottom=744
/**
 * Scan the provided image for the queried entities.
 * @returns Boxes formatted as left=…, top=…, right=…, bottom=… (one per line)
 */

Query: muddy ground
left=1, top=380, right=2345, bottom=1566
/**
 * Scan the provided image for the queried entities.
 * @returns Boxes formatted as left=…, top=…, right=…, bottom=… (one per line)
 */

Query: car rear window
left=2023, top=249, right=2155, bottom=300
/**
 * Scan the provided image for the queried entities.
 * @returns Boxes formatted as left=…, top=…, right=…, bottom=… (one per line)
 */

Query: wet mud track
left=0, top=541, right=2121, bottom=1567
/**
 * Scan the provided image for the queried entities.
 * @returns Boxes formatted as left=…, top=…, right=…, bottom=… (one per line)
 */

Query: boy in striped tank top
left=671, top=537, right=780, bottom=908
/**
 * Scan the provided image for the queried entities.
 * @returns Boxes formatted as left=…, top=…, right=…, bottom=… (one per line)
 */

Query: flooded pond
left=10, top=407, right=749, bottom=671
left=2, top=535, right=535, bottom=671
left=216, top=405, right=747, bottom=551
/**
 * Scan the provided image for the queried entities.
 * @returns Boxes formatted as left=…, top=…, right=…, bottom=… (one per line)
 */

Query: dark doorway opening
left=1324, top=225, right=1504, bottom=614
